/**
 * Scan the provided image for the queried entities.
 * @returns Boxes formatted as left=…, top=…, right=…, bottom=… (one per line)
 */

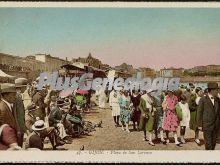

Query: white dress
left=179, top=102, right=190, bottom=127
left=111, top=91, right=121, bottom=117
left=96, top=88, right=106, bottom=108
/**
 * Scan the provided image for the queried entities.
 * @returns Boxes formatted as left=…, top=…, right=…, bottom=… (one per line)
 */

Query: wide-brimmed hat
left=32, top=119, right=47, bottom=131
left=15, top=78, right=28, bottom=88
left=208, top=82, right=220, bottom=89
left=0, top=83, right=16, bottom=93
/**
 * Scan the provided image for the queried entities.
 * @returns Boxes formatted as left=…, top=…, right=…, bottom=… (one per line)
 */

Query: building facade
left=137, top=67, right=156, bottom=78
left=160, top=68, right=184, bottom=77
left=33, top=54, right=69, bottom=72
left=72, top=53, right=108, bottom=69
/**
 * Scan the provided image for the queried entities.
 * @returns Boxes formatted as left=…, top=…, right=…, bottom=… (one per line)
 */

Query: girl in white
left=109, top=90, right=121, bottom=127
left=178, top=95, right=190, bottom=144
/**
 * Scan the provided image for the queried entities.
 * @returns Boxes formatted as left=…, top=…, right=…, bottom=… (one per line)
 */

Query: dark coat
left=32, top=92, right=47, bottom=120
left=25, top=131, right=43, bottom=150
left=197, top=95, right=220, bottom=131
left=48, top=105, right=62, bottom=127
left=13, top=93, right=26, bottom=134
left=0, top=101, right=17, bottom=131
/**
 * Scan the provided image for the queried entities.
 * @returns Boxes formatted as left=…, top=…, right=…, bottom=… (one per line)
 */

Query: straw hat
left=15, top=78, right=28, bottom=88
left=0, top=83, right=16, bottom=93
left=32, top=118, right=47, bottom=131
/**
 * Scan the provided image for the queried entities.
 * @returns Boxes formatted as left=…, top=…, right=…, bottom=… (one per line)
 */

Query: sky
left=0, top=8, right=220, bottom=70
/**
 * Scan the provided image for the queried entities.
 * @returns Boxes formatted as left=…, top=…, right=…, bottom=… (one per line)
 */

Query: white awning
left=0, top=69, right=15, bottom=78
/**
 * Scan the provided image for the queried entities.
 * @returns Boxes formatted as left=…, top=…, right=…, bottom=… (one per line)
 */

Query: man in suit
left=32, top=88, right=47, bottom=120
left=25, top=103, right=65, bottom=150
left=197, top=82, right=220, bottom=150
left=0, top=83, right=17, bottom=131
left=14, top=78, right=28, bottom=147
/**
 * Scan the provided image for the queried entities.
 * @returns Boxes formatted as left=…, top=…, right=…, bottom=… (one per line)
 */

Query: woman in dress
left=109, top=90, right=121, bottom=127
left=118, top=90, right=131, bottom=132
left=139, top=89, right=156, bottom=146
left=176, top=94, right=190, bottom=144
left=130, top=90, right=141, bottom=131
left=189, top=87, right=203, bottom=145
left=154, top=93, right=166, bottom=144
left=162, top=90, right=181, bottom=146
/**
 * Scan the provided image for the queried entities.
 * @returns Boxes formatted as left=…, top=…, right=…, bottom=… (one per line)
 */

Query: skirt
left=139, top=113, right=154, bottom=132
left=156, top=107, right=164, bottom=130
left=131, top=109, right=141, bottom=122
left=120, top=109, right=130, bottom=124
left=112, top=106, right=120, bottom=117
left=163, top=109, right=179, bottom=132
left=189, top=111, right=197, bottom=131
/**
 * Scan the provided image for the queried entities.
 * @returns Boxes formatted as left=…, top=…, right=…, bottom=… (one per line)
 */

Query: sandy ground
left=44, top=104, right=220, bottom=150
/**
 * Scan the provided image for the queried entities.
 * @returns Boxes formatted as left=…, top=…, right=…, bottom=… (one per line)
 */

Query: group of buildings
left=0, top=52, right=220, bottom=83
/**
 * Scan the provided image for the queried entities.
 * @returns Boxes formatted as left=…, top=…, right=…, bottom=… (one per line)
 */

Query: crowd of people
left=109, top=82, right=220, bottom=150
left=1, top=76, right=220, bottom=151
left=0, top=78, right=102, bottom=150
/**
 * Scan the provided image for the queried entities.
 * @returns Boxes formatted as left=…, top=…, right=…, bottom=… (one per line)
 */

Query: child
left=176, top=95, right=191, bottom=144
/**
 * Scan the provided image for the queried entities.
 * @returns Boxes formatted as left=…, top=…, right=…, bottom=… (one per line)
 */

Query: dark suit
left=0, top=101, right=17, bottom=131
left=32, top=92, right=47, bottom=120
left=13, top=93, right=26, bottom=147
left=48, top=105, right=62, bottom=127
left=197, top=95, right=220, bottom=150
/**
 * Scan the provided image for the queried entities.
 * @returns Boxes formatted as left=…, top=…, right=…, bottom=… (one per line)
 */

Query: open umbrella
left=76, top=89, right=89, bottom=95
left=59, top=88, right=74, bottom=98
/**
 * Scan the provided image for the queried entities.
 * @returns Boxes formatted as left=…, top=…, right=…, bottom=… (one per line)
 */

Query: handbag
left=175, top=103, right=183, bottom=121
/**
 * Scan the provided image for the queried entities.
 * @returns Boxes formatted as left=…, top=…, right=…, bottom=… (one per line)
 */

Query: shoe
left=143, top=137, right=148, bottom=141
left=63, top=139, right=72, bottom=144
left=194, top=139, right=201, bottom=146
left=175, top=141, right=182, bottom=147
left=56, top=140, right=65, bottom=147
left=126, top=129, right=130, bottom=133
left=148, top=141, right=155, bottom=146
left=181, top=139, right=186, bottom=144
left=161, top=139, right=166, bottom=145
left=121, top=127, right=125, bottom=131
left=166, top=139, right=170, bottom=144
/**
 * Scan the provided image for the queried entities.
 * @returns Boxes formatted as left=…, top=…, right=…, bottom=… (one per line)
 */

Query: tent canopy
left=0, top=69, right=15, bottom=78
